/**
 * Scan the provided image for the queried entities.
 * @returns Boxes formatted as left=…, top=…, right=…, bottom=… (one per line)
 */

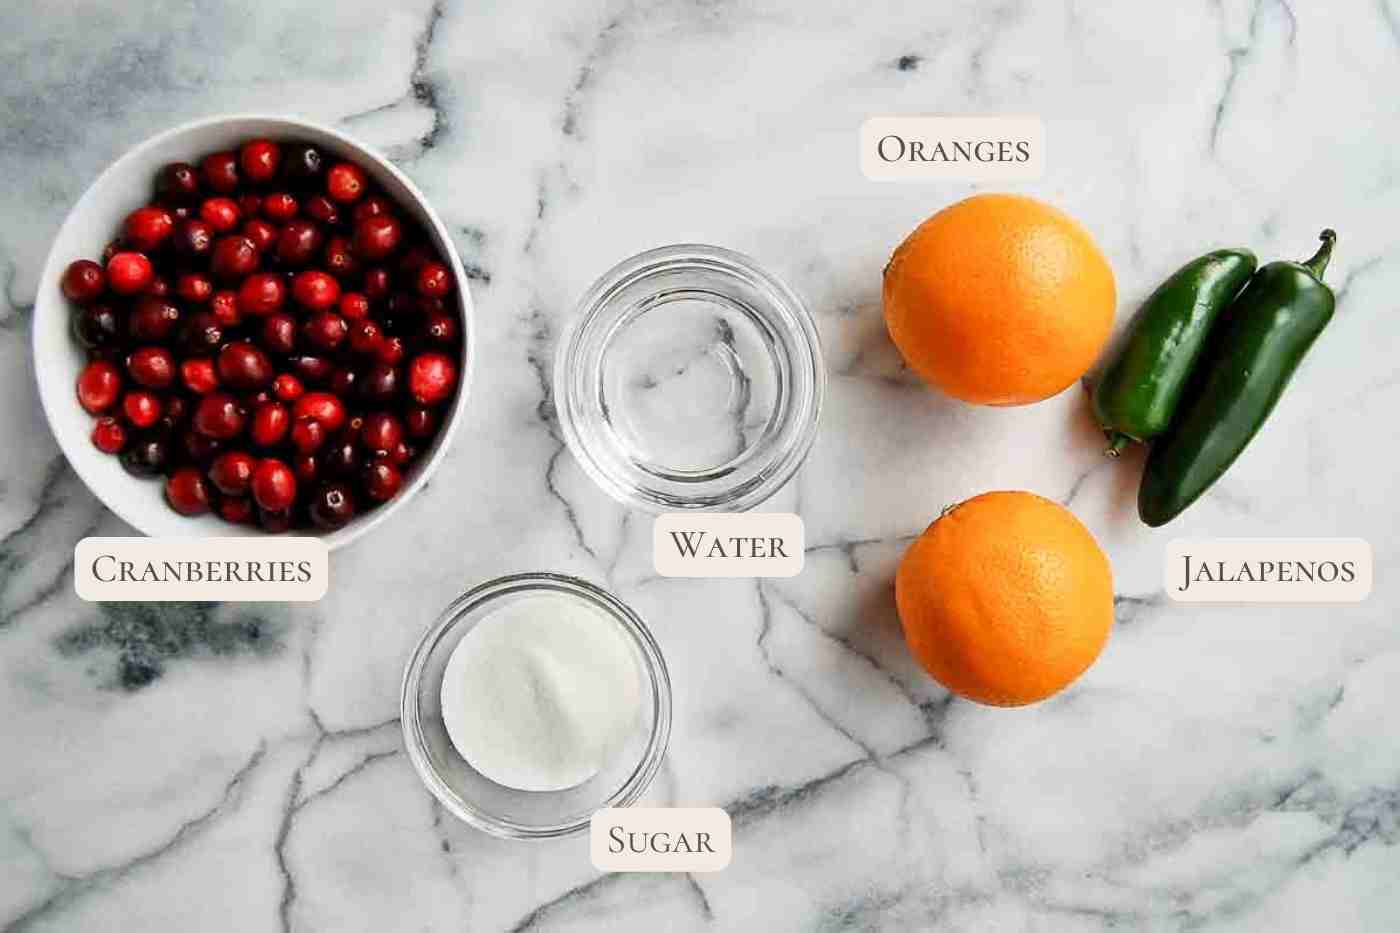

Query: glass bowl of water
left=555, top=244, right=824, bottom=511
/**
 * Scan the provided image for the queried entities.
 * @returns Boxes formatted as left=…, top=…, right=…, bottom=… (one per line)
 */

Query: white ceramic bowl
left=33, top=115, right=475, bottom=550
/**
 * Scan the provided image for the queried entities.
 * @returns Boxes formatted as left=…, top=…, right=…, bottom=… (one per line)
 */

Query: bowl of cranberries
left=34, top=115, right=473, bottom=548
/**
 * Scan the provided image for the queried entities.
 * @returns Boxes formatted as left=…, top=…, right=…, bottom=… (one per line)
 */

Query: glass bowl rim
left=400, top=571, right=672, bottom=839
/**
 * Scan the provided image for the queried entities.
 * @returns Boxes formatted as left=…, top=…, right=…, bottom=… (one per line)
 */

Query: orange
left=895, top=491, right=1113, bottom=706
left=883, top=193, right=1116, bottom=405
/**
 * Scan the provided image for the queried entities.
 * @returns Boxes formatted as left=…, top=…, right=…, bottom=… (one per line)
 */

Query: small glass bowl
left=400, top=572, right=671, bottom=839
left=555, top=244, right=824, bottom=512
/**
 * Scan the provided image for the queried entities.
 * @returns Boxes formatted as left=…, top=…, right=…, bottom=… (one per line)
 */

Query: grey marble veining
left=2, top=0, right=1398, bottom=930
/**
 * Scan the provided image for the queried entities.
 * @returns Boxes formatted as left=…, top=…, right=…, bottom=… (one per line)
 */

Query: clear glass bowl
left=400, top=572, right=671, bottom=839
left=555, top=244, right=824, bottom=512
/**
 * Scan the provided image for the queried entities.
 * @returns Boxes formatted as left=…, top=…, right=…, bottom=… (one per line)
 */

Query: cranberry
left=293, top=452, right=320, bottom=482
left=209, top=450, right=257, bottom=495
left=242, top=218, right=278, bottom=252
left=127, top=346, right=175, bottom=388
left=376, top=335, right=407, bottom=366
left=348, top=319, right=382, bottom=355
left=102, top=240, right=122, bottom=264
left=76, top=360, right=122, bottom=413
left=362, top=266, right=390, bottom=299
left=251, top=402, right=290, bottom=446
left=398, top=245, right=433, bottom=277
left=239, top=139, right=282, bottom=183
left=247, top=389, right=275, bottom=408
left=237, top=272, right=286, bottom=316
left=390, top=440, right=415, bottom=465
left=91, top=416, right=127, bottom=453
left=293, top=391, right=346, bottom=432
left=182, top=428, right=222, bottom=465
left=353, top=215, right=402, bottom=260
left=361, top=412, right=403, bottom=453
left=408, top=352, right=457, bottom=406
left=200, top=151, right=240, bottom=193
left=323, top=236, right=359, bottom=279
left=330, top=367, right=357, bottom=397
left=324, top=438, right=359, bottom=476
left=122, top=390, right=162, bottom=428
left=210, top=290, right=241, bottom=327
left=121, top=206, right=174, bottom=251
left=289, top=354, right=334, bottom=384
left=338, top=292, right=370, bottom=320
left=405, top=406, right=436, bottom=438
left=199, top=197, right=241, bottom=233
left=73, top=304, right=120, bottom=350
left=416, top=262, right=452, bottom=298
left=161, top=395, right=190, bottom=429
left=326, top=162, right=367, bottom=202
left=353, top=195, right=392, bottom=222
left=120, top=434, right=170, bottom=476
left=259, top=313, right=296, bottom=355
left=359, top=362, right=399, bottom=402
left=422, top=313, right=459, bottom=345
left=106, top=252, right=154, bottom=295
left=61, top=259, right=107, bottom=303
left=276, top=220, right=324, bottom=267
left=310, top=481, right=357, bottom=529
left=259, top=507, right=294, bottom=532
left=251, top=458, right=297, bottom=511
left=176, top=272, right=213, bottom=303
left=174, top=219, right=214, bottom=259
left=290, top=416, right=326, bottom=453
left=282, top=144, right=325, bottom=186
left=262, top=192, right=298, bottom=222
left=302, top=311, right=347, bottom=350
left=194, top=393, right=246, bottom=439
left=291, top=270, right=340, bottom=310
left=273, top=373, right=304, bottom=401
left=218, top=341, right=274, bottom=390
left=221, top=496, right=254, bottom=524
left=145, top=275, right=171, bottom=298
left=361, top=456, right=402, bottom=502
left=155, top=162, right=200, bottom=202
left=165, top=467, right=212, bottom=516
left=126, top=297, right=180, bottom=342
left=210, top=235, right=259, bottom=281
left=180, top=311, right=224, bottom=355
left=182, top=357, right=218, bottom=394
left=304, top=194, right=339, bottom=226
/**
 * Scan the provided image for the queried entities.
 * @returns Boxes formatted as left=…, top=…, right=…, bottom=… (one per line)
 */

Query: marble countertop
left=2, top=0, right=1397, bottom=930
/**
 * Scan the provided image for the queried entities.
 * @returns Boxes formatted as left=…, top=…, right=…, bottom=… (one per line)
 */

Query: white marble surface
left=2, top=0, right=1398, bottom=930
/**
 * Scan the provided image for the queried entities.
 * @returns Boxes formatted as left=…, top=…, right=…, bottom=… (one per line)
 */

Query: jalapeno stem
left=1302, top=229, right=1336, bottom=280
left=1104, top=432, right=1133, bottom=458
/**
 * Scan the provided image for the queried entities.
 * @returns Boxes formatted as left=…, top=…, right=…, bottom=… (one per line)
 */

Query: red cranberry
left=361, top=412, right=403, bottom=453
left=330, top=367, right=357, bottom=397
left=200, top=151, right=239, bottom=193
left=182, top=357, right=218, bottom=394
left=218, top=341, right=274, bottom=390
left=262, top=192, right=298, bottom=222
left=73, top=304, right=120, bottom=350
left=304, top=194, right=339, bottom=225
left=289, top=354, right=334, bottom=384
left=122, top=390, right=162, bottom=428
left=174, top=219, right=214, bottom=259
left=251, top=458, right=297, bottom=511
left=324, top=438, right=359, bottom=476
left=260, top=313, right=297, bottom=355
left=359, top=362, right=399, bottom=402
left=310, top=481, right=357, bottom=529
left=302, top=311, right=347, bottom=350
left=361, top=456, right=402, bottom=502
left=290, top=416, right=326, bottom=453
left=326, top=162, right=367, bottom=202
left=251, top=402, right=290, bottom=447
left=258, top=506, right=293, bottom=532
left=220, top=496, right=254, bottom=524
left=127, top=346, right=175, bottom=388
left=106, top=252, right=154, bottom=295
left=179, top=311, right=223, bottom=355
left=211, top=234, right=260, bottom=281
left=122, top=206, right=175, bottom=251
left=353, top=195, right=392, bottom=222
left=162, top=395, right=190, bottom=428
left=176, top=272, right=213, bottom=304
left=239, top=139, right=282, bottom=183
left=243, top=219, right=277, bottom=253
left=398, top=245, right=433, bottom=276
left=416, top=262, right=452, bottom=298
left=348, top=319, right=382, bottom=355
left=323, top=236, right=359, bottom=279
left=194, top=393, right=246, bottom=439
left=91, top=416, right=127, bottom=453
left=209, top=450, right=257, bottom=495
left=338, top=292, right=370, bottom=320
left=273, top=373, right=304, bottom=401
left=362, top=266, right=390, bottom=299
left=210, top=290, right=241, bottom=327
left=120, top=434, right=170, bottom=476
left=293, top=391, right=347, bottom=432
left=237, top=272, right=286, bottom=316
left=408, top=352, right=457, bottom=406
left=291, top=270, right=340, bottom=310
left=405, top=406, right=436, bottom=438
left=293, top=452, right=320, bottom=482
left=282, top=144, right=324, bottom=185
left=182, top=428, right=221, bottom=464
left=77, top=360, right=122, bottom=413
left=247, top=389, right=274, bottom=408
left=199, top=197, right=240, bottom=233
left=353, top=215, right=402, bottom=260
left=62, top=259, right=107, bottom=303
left=155, top=162, right=200, bottom=202
left=376, top=335, right=407, bottom=366
left=390, top=440, right=415, bottom=465
left=145, top=275, right=171, bottom=299
left=422, top=313, right=459, bottom=345
left=276, top=220, right=324, bottom=267
left=165, top=467, right=212, bottom=516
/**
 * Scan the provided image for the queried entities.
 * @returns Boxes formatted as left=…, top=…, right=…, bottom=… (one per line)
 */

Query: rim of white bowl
left=32, top=113, right=475, bottom=551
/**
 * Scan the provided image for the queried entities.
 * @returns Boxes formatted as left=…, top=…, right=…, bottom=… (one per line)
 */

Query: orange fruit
left=895, top=491, right=1113, bottom=706
left=883, top=193, right=1116, bottom=405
